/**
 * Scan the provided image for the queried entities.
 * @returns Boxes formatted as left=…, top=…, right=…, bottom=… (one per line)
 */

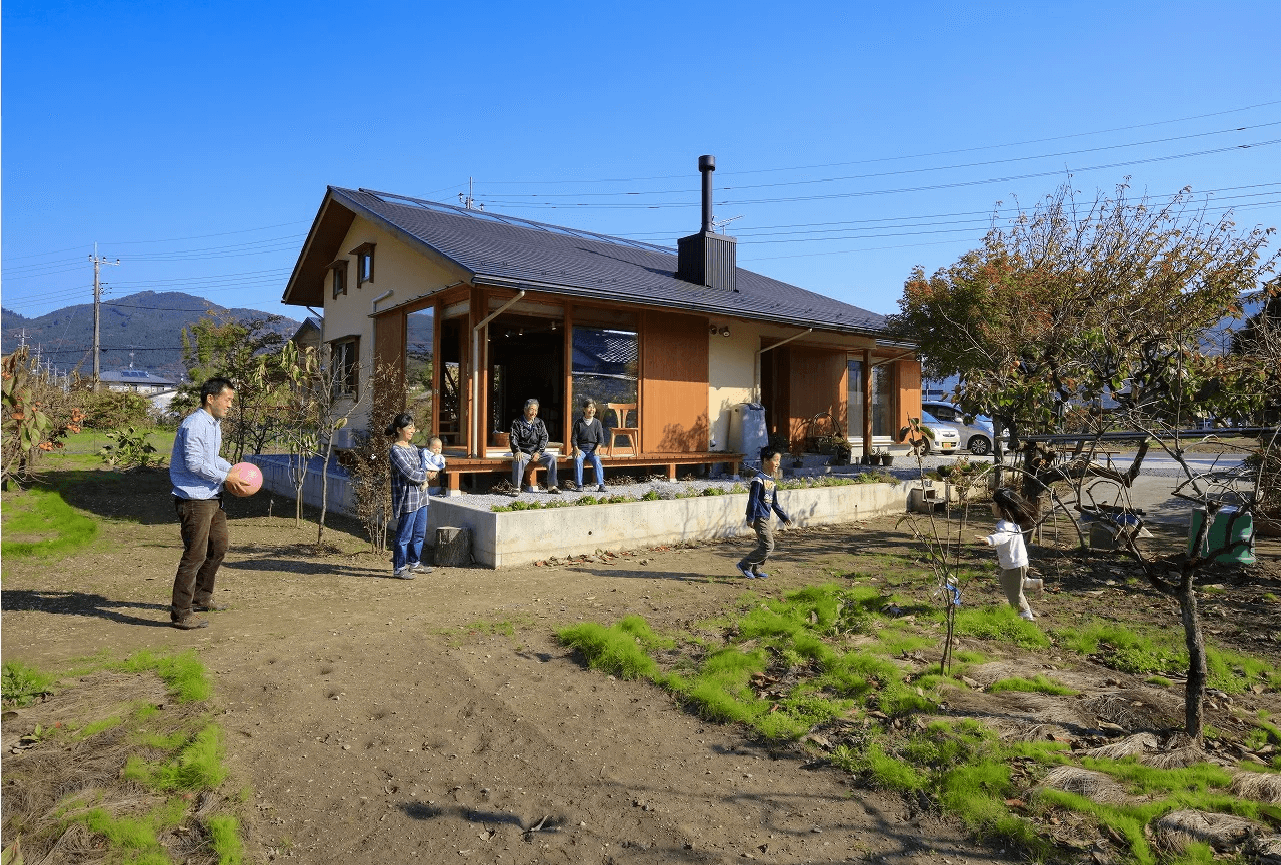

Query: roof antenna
left=459, top=176, right=483, bottom=210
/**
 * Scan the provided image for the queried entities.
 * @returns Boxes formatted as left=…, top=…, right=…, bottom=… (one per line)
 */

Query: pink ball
left=228, top=462, right=263, bottom=497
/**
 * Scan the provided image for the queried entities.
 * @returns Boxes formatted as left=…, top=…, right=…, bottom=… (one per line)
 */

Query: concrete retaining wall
left=426, top=483, right=906, bottom=568
left=245, top=454, right=906, bottom=568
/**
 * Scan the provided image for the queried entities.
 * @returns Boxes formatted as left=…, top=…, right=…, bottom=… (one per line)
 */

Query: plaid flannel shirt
left=389, top=444, right=429, bottom=518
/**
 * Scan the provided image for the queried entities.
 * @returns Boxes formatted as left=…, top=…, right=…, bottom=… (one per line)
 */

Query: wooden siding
left=640, top=311, right=709, bottom=453
left=373, top=308, right=406, bottom=413
left=896, top=359, right=922, bottom=441
left=782, top=346, right=849, bottom=449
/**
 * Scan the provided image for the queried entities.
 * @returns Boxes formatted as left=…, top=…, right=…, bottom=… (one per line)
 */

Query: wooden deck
left=437, top=449, right=743, bottom=495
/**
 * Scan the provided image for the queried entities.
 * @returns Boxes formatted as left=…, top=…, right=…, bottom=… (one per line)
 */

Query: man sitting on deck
left=510, top=398, right=559, bottom=494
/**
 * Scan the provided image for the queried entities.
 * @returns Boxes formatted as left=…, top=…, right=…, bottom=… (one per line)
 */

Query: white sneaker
left=1018, top=609, right=1035, bottom=622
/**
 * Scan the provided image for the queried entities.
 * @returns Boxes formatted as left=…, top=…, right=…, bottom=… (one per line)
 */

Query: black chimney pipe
left=698, top=154, right=716, bottom=232
left=676, top=154, right=736, bottom=291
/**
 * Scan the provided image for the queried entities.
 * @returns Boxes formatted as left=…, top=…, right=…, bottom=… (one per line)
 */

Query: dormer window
left=329, top=260, right=349, bottom=298
left=350, top=243, right=376, bottom=288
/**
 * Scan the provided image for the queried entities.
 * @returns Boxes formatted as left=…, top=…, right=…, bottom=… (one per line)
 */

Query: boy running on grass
left=736, top=445, right=792, bottom=579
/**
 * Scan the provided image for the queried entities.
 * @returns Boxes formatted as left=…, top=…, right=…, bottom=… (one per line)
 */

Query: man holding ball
left=169, top=376, right=253, bottom=630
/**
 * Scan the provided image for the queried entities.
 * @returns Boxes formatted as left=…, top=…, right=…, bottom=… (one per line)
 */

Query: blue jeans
left=392, top=505, right=429, bottom=570
left=512, top=451, right=557, bottom=489
left=574, top=449, right=604, bottom=487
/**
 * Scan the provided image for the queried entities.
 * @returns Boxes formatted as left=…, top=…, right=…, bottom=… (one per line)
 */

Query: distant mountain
left=0, top=292, right=301, bottom=380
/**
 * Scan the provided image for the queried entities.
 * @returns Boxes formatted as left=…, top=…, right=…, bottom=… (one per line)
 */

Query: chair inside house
left=605, top=403, right=639, bottom=457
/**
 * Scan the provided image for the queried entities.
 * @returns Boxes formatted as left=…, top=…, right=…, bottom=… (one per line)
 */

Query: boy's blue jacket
left=745, top=476, right=789, bottom=523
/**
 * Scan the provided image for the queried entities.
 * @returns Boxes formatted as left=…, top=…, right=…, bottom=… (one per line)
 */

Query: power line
left=477, top=100, right=1281, bottom=186
left=476, top=121, right=1281, bottom=200
left=480, top=139, right=1281, bottom=210
left=616, top=183, right=1281, bottom=240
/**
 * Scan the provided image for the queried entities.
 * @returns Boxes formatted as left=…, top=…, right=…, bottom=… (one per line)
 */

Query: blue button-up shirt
left=170, top=408, right=232, bottom=500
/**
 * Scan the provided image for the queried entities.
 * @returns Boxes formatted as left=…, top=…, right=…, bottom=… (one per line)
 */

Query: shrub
left=81, top=390, right=153, bottom=430
left=98, top=426, right=160, bottom=471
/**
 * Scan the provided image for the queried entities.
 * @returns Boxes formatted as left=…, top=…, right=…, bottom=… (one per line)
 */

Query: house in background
left=100, top=369, right=177, bottom=395
left=280, top=157, right=921, bottom=471
left=290, top=315, right=323, bottom=355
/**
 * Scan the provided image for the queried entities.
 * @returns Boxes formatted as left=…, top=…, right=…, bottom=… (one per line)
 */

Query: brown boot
left=171, top=614, right=209, bottom=630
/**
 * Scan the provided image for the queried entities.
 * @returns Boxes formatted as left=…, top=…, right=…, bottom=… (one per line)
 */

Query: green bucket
left=1187, top=506, right=1255, bottom=564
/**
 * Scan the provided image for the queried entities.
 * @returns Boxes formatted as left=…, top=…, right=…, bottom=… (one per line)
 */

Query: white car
left=922, top=401, right=995, bottom=456
left=913, top=410, right=961, bottom=455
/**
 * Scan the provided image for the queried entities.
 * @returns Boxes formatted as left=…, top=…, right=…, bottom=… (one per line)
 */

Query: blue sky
left=4, top=1, right=1280, bottom=338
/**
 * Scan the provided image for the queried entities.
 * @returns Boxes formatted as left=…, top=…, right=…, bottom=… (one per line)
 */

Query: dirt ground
left=3, top=469, right=1280, bottom=864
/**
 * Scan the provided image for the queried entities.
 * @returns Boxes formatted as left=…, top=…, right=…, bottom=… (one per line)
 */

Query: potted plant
left=880, top=450, right=894, bottom=466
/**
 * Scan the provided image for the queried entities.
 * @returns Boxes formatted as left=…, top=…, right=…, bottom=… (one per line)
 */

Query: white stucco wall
left=707, top=321, right=761, bottom=451
left=322, top=216, right=466, bottom=434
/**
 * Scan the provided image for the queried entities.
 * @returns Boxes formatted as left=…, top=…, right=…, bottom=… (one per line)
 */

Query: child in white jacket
left=975, top=487, right=1039, bottom=621
left=420, top=436, right=446, bottom=494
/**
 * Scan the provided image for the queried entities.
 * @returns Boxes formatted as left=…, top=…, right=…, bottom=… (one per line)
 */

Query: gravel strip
left=438, top=454, right=973, bottom=513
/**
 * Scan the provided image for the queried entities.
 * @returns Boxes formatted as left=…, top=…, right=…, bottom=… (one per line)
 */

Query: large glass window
left=847, top=359, right=864, bottom=434
left=872, top=363, right=895, bottom=437
left=405, top=307, right=434, bottom=433
left=571, top=326, right=638, bottom=420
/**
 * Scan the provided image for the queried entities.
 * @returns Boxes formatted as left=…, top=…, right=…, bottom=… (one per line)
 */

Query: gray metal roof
left=100, top=369, right=177, bottom=385
left=303, top=187, right=889, bottom=337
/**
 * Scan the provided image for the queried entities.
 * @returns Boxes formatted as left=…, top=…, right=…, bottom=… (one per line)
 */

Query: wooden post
left=862, top=348, right=873, bottom=459
left=435, top=527, right=471, bottom=566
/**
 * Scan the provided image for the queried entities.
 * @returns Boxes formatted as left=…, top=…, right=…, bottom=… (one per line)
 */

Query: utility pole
left=90, top=244, right=121, bottom=392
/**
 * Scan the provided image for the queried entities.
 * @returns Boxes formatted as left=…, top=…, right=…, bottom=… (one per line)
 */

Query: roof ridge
left=347, top=187, right=676, bottom=255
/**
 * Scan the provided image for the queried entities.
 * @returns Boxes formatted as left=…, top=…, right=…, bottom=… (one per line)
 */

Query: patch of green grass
left=838, top=721, right=1047, bottom=853
left=1080, top=756, right=1233, bottom=794
left=558, top=621, right=661, bottom=681
left=1167, top=841, right=1216, bottom=865
left=1, top=486, right=99, bottom=559
left=73, top=715, right=125, bottom=740
left=1205, top=645, right=1281, bottom=694
left=953, top=605, right=1050, bottom=650
left=988, top=675, right=1076, bottom=696
left=117, top=650, right=210, bottom=703
left=1050, top=619, right=1180, bottom=675
left=78, top=807, right=172, bottom=865
left=1051, top=619, right=1279, bottom=690
left=123, top=724, right=227, bottom=792
left=832, top=739, right=928, bottom=792
left=1145, top=675, right=1173, bottom=687
left=205, top=814, right=244, bottom=865
left=1, top=659, right=58, bottom=706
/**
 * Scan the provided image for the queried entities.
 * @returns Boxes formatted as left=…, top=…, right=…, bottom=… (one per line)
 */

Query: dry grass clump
left=1137, top=736, right=1220, bottom=770
left=1151, top=808, right=1259, bottom=852
left=1039, top=766, right=1131, bottom=804
left=1081, top=732, right=1160, bottom=760
left=2, top=669, right=218, bottom=864
left=1231, top=769, right=1281, bottom=804
left=1081, top=689, right=1182, bottom=731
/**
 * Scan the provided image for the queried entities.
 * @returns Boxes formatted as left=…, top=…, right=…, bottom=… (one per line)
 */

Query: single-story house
left=280, top=157, right=921, bottom=471
left=100, top=368, right=178, bottom=395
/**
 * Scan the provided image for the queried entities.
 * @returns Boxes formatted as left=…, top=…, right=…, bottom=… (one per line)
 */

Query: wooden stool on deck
left=605, top=403, right=639, bottom=457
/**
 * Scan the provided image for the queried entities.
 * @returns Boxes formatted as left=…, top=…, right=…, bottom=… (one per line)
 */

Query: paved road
left=927, top=450, right=1252, bottom=528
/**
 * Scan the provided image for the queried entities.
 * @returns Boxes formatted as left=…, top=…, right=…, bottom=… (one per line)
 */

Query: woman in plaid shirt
left=386, top=413, right=435, bottom=579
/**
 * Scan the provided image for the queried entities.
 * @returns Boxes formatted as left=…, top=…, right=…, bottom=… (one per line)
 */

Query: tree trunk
left=316, top=439, right=334, bottom=548
left=1178, top=578, right=1206, bottom=740
left=435, top=527, right=471, bottom=567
